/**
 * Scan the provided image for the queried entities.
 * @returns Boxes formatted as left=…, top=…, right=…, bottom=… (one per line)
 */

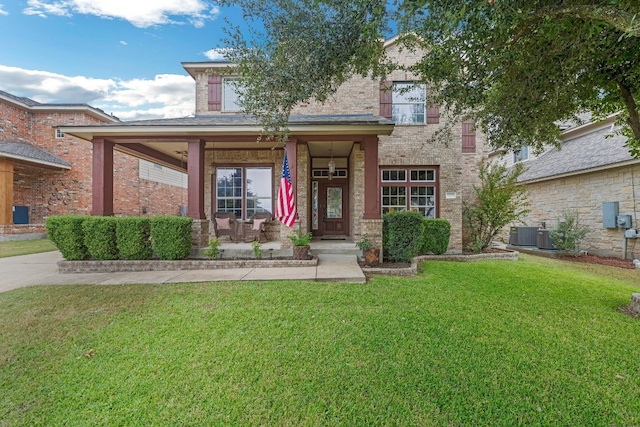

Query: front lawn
left=1, top=255, right=638, bottom=426
left=0, top=238, right=56, bottom=258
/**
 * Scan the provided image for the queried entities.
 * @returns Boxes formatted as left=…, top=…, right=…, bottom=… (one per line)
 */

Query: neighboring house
left=491, top=114, right=640, bottom=258
left=61, top=37, right=488, bottom=252
left=0, top=90, right=188, bottom=238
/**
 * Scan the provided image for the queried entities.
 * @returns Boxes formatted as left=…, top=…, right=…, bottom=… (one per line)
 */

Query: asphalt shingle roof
left=0, top=142, right=71, bottom=169
left=519, top=126, right=633, bottom=182
left=102, top=114, right=394, bottom=127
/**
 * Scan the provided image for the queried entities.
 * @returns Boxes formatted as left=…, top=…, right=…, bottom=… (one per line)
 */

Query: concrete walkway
left=0, top=251, right=366, bottom=293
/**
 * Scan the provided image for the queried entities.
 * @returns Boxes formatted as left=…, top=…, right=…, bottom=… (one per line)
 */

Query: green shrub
left=422, top=218, right=451, bottom=255
left=150, top=216, right=193, bottom=260
left=45, top=216, right=89, bottom=260
left=550, top=210, right=589, bottom=257
left=383, top=211, right=424, bottom=262
left=203, top=238, right=221, bottom=260
left=82, top=216, right=119, bottom=260
left=116, top=217, right=152, bottom=260
left=463, top=160, right=529, bottom=252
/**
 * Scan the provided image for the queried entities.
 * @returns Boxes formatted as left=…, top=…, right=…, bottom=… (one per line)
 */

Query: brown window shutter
left=462, top=122, right=476, bottom=153
left=208, top=75, right=222, bottom=111
left=426, top=106, right=440, bottom=124
left=380, top=81, right=392, bottom=119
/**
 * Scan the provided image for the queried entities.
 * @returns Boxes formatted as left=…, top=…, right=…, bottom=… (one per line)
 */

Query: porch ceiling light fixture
left=328, top=142, right=335, bottom=177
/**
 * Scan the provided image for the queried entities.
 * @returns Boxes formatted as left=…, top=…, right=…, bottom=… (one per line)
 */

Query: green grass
left=0, top=238, right=56, bottom=258
left=1, top=254, right=639, bottom=426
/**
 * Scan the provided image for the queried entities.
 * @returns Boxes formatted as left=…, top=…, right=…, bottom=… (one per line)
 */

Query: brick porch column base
left=191, top=219, right=210, bottom=248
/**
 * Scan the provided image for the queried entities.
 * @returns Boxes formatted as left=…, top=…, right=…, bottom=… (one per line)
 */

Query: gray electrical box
left=617, top=214, right=632, bottom=229
left=602, top=202, right=619, bottom=228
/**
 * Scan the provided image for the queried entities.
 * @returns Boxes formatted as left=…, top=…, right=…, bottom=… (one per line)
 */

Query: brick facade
left=0, top=95, right=187, bottom=230
left=188, top=40, right=487, bottom=252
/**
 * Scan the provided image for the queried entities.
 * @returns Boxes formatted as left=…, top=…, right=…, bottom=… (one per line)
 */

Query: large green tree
left=219, top=0, right=640, bottom=155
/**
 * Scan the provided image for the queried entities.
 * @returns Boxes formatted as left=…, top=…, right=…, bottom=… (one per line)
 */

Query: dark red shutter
left=462, top=122, right=476, bottom=153
left=380, top=81, right=392, bottom=119
left=426, top=106, right=440, bottom=124
left=208, top=75, right=222, bottom=111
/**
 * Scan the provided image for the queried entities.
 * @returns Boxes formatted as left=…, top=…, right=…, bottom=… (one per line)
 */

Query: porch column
left=363, top=136, right=380, bottom=219
left=0, top=158, right=14, bottom=225
left=187, top=138, right=206, bottom=219
left=91, top=138, right=114, bottom=216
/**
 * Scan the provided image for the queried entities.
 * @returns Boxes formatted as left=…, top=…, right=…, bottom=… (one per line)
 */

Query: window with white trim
left=392, top=82, right=426, bottom=124
left=55, top=128, right=64, bottom=138
left=222, top=77, right=244, bottom=111
left=215, top=166, right=272, bottom=219
left=381, top=167, right=437, bottom=218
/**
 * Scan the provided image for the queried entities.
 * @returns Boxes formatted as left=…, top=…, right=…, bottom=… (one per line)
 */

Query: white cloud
left=23, top=0, right=220, bottom=28
left=0, top=65, right=194, bottom=120
left=119, top=40, right=127, bottom=45
left=0, top=4, right=9, bottom=15
left=204, top=48, right=231, bottom=61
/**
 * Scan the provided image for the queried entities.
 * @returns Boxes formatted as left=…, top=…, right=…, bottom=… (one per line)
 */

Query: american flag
left=276, top=152, right=296, bottom=227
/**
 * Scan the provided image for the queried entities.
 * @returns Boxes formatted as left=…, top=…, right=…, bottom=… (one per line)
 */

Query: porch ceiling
left=59, top=114, right=394, bottom=170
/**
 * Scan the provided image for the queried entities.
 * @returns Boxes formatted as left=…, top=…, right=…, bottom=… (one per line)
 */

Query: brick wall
left=192, top=40, right=488, bottom=252
left=1, top=98, right=187, bottom=226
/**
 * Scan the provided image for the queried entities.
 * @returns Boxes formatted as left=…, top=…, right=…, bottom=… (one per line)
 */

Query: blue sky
left=0, top=1, right=245, bottom=120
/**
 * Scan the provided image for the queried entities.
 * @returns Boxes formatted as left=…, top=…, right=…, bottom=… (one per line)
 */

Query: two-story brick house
left=0, top=90, right=188, bottom=238
left=61, top=37, right=487, bottom=252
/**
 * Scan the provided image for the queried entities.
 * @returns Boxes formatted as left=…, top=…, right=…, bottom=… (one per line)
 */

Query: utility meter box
left=602, top=202, right=619, bottom=228
left=617, top=214, right=633, bottom=229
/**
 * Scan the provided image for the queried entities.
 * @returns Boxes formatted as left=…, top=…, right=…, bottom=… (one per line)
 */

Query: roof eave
left=0, top=153, right=72, bottom=170
left=519, top=158, right=640, bottom=184
left=59, top=124, right=395, bottom=142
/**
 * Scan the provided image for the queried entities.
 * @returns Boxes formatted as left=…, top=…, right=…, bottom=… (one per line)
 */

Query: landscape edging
left=58, top=257, right=318, bottom=274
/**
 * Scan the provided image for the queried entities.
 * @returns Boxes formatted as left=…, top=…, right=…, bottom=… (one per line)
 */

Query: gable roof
left=0, top=89, right=118, bottom=122
left=0, top=142, right=71, bottom=169
left=519, top=125, right=635, bottom=183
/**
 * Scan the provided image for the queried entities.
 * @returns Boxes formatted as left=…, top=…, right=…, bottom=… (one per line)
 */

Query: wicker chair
left=212, top=212, right=238, bottom=242
left=244, top=212, right=272, bottom=242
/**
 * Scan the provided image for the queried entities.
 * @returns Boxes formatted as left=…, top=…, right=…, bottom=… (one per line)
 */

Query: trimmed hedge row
left=383, top=211, right=451, bottom=262
left=46, top=215, right=192, bottom=261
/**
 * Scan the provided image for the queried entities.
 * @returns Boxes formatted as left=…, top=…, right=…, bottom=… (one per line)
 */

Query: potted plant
left=356, top=235, right=380, bottom=266
left=288, top=228, right=312, bottom=260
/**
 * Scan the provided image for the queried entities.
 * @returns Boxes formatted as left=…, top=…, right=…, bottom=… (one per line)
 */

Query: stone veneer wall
left=507, top=163, right=640, bottom=257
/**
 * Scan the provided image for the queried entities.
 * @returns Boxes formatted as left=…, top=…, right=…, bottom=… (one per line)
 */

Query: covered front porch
left=61, top=114, right=393, bottom=252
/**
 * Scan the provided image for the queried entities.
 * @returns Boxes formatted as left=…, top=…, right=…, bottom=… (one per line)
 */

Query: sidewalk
left=0, top=251, right=365, bottom=293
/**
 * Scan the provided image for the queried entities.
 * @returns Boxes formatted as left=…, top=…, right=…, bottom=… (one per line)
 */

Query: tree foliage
left=463, top=160, right=529, bottom=252
left=220, top=0, right=640, bottom=155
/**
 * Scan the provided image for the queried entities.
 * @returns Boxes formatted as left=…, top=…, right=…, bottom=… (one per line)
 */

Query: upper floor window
left=513, top=146, right=529, bottom=163
left=55, top=128, right=64, bottom=138
left=392, top=82, right=426, bottom=124
left=222, top=77, right=243, bottom=111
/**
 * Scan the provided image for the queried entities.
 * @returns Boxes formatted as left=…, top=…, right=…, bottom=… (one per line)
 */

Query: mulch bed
left=558, top=254, right=635, bottom=269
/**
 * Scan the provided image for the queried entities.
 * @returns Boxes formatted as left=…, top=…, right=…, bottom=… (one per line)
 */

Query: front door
left=318, top=181, right=348, bottom=236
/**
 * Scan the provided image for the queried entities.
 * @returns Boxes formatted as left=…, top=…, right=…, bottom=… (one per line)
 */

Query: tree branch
left=535, top=5, right=639, bottom=37
left=618, top=81, right=640, bottom=141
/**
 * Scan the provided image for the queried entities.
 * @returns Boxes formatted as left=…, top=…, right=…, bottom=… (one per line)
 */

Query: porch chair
left=244, top=212, right=272, bottom=242
left=212, top=212, right=239, bottom=242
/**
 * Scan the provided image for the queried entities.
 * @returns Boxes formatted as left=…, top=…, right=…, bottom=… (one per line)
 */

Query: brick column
left=363, top=136, right=380, bottom=219
left=91, top=138, right=114, bottom=216
left=0, top=158, right=14, bottom=225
